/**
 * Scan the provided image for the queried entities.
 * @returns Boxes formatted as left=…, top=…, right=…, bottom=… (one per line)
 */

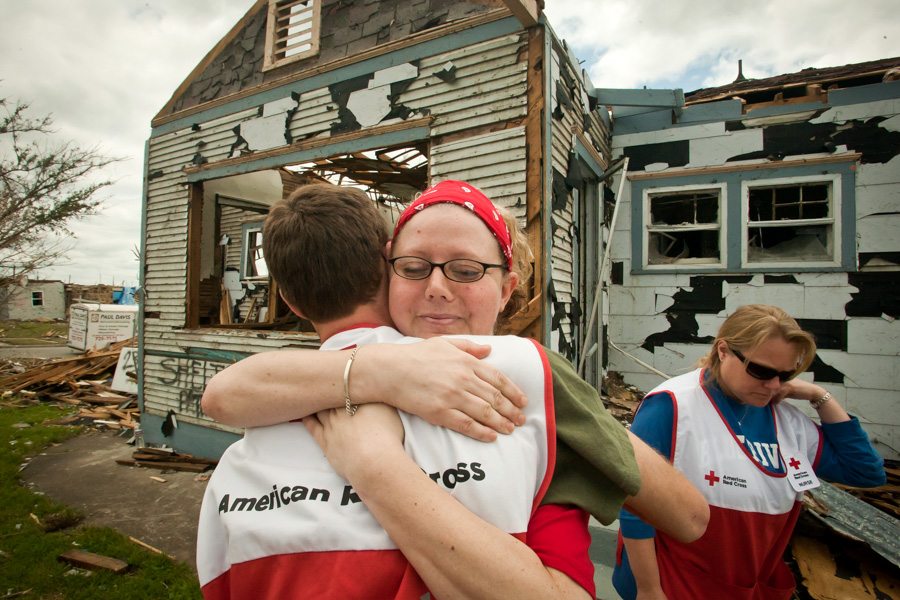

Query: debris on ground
left=116, top=446, right=217, bottom=473
left=601, top=370, right=644, bottom=423
left=0, top=338, right=139, bottom=431
left=58, top=549, right=129, bottom=574
left=791, top=481, right=900, bottom=599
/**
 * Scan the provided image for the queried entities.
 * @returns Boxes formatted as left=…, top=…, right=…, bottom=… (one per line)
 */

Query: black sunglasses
left=730, top=348, right=795, bottom=383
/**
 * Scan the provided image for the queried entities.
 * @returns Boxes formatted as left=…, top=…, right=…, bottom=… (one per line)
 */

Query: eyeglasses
left=389, top=256, right=507, bottom=283
left=730, top=347, right=795, bottom=382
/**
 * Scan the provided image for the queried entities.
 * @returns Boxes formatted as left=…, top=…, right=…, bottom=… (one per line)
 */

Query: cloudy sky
left=1, top=0, right=897, bottom=287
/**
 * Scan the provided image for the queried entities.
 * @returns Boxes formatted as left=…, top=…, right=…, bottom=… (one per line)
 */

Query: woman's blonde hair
left=699, top=304, right=817, bottom=384
left=496, top=205, right=533, bottom=327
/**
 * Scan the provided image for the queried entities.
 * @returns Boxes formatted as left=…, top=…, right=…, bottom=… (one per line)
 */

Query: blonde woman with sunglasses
left=612, top=304, right=885, bottom=600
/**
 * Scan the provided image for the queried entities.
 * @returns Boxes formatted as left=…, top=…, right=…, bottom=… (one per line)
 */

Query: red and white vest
left=654, top=369, right=822, bottom=600
left=197, top=327, right=555, bottom=599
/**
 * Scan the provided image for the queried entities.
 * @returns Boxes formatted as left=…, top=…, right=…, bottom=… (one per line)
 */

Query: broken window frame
left=184, top=142, right=428, bottom=332
left=263, top=0, right=321, bottom=72
left=31, top=291, right=43, bottom=307
left=741, top=174, right=841, bottom=268
left=642, top=183, right=726, bottom=270
left=239, top=223, right=269, bottom=281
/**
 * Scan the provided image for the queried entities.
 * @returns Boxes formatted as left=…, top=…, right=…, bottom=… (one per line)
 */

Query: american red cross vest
left=652, top=369, right=822, bottom=600
left=197, top=327, right=555, bottom=599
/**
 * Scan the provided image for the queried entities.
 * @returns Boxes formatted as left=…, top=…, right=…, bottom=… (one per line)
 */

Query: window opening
left=241, top=224, right=268, bottom=279
left=190, top=143, right=428, bottom=332
left=264, top=0, right=321, bottom=71
left=646, top=188, right=722, bottom=266
left=31, top=291, right=43, bottom=306
left=746, top=181, right=834, bottom=263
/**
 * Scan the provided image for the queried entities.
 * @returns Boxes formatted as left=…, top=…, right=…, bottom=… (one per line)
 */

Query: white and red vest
left=653, top=369, right=822, bottom=600
left=197, top=327, right=555, bottom=599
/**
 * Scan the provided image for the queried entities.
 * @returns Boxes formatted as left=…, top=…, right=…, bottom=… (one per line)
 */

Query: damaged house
left=139, top=0, right=899, bottom=466
left=140, top=0, right=616, bottom=455
left=605, top=57, right=900, bottom=461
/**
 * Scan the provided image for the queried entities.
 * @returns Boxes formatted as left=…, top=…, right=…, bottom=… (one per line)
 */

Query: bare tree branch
left=0, top=97, right=120, bottom=305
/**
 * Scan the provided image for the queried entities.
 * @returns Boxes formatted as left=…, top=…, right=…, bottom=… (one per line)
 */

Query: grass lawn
left=0, top=402, right=202, bottom=599
left=0, top=320, right=69, bottom=346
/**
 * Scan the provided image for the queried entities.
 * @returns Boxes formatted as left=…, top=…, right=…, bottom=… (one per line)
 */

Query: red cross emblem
left=705, top=470, right=720, bottom=486
left=789, top=458, right=801, bottom=470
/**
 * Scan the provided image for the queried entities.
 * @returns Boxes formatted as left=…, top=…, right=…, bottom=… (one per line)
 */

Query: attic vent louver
left=263, top=0, right=321, bottom=71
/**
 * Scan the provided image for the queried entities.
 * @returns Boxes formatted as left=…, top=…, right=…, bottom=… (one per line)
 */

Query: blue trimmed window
left=631, top=161, right=856, bottom=273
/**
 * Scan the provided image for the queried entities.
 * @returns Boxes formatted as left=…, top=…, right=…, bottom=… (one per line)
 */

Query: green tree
left=0, top=97, right=119, bottom=306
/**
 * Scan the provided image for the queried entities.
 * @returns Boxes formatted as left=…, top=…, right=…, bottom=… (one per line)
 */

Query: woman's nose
left=762, top=376, right=782, bottom=390
left=424, top=266, right=454, bottom=299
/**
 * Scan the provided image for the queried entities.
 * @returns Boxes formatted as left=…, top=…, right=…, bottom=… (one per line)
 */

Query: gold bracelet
left=343, top=347, right=360, bottom=416
left=810, top=391, right=832, bottom=410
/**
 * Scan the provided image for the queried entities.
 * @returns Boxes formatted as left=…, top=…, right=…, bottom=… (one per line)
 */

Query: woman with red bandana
left=612, top=304, right=885, bottom=600
left=203, top=180, right=708, bottom=599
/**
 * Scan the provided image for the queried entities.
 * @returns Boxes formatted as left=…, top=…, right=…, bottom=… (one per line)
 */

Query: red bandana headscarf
left=392, top=180, right=513, bottom=270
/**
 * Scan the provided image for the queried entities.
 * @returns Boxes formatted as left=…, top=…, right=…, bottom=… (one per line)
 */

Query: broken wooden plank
left=792, top=534, right=900, bottom=600
left=115, top=458, right=210, bottom=473
left=58, top=549, right=129, bottom=573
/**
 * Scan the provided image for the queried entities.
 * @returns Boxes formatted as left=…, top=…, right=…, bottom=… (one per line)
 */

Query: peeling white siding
left=608, top=82, right=900, bottom=460
left=430, top=127, right=527, bottom=217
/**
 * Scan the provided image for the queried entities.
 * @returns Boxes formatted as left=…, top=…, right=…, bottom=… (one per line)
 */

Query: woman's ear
left=716, top=340, right=728, bottom=362
left=384, top=240, right=392, bottom=259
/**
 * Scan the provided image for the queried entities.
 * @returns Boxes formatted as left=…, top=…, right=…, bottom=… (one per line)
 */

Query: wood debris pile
left=791, top=480, right=900, bottom=599
left=601, top=370, right=644, bottom=423
left=0, top=338, right=139, bottom=430
left=116, top=446, right=217, bottom=473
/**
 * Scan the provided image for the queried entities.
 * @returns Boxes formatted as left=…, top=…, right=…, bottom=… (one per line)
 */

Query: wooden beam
left=627, top=153, right=862, bottom=181
left=186, top=183, right=203, bottom=329
left=501, top=0, right=540, bottom=27
left=58, top=549, right=129, bottom=574
left=523, top=26, right=545, bottom=343
left=497, top=293, right=541, bottom=336
left=183, top=117, right=431, bottom=178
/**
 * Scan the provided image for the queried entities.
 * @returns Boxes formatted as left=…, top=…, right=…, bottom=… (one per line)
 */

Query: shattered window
left=263, top=0, right=321, bottom=71
left=188, top=143, right=426, bottom=331
left=645, top=186, right=723, bottom=267
left=31, top=291, right=43, bottom=307
left=241, top=224, right=268, bottom=279
left=745, top=179, right=836, bottom=264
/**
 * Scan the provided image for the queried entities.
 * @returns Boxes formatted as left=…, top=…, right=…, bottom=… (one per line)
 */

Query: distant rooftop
left=685, top=56, right=900, bottom=108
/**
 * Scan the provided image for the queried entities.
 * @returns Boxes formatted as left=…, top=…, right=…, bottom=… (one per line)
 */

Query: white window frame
left=31, top=291, right=43, bottom=306
left=741, top=174, right=841, bottom=269
left=642, top=182, right=727, bottom=270
left=240, top=223, right=268, bottom=280
left=263, top=0, right=321, bottom=72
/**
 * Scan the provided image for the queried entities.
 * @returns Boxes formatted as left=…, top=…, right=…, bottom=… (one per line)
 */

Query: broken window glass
left=646, top=189, right=721, bottom=266
left=241, top=225, right=268, bottom=279
left=746, top=182, right=834, bottom=263
left=31, top=291, right=43, bottom=307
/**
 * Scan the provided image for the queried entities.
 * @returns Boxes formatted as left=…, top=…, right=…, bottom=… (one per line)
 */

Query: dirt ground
left=21, top=428, right=207, bottom=571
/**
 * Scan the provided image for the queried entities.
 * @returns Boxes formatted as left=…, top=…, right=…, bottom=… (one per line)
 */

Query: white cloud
left=0, top=0, right=248, bottom=286
left=544, top=0, right=900, bottom=91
